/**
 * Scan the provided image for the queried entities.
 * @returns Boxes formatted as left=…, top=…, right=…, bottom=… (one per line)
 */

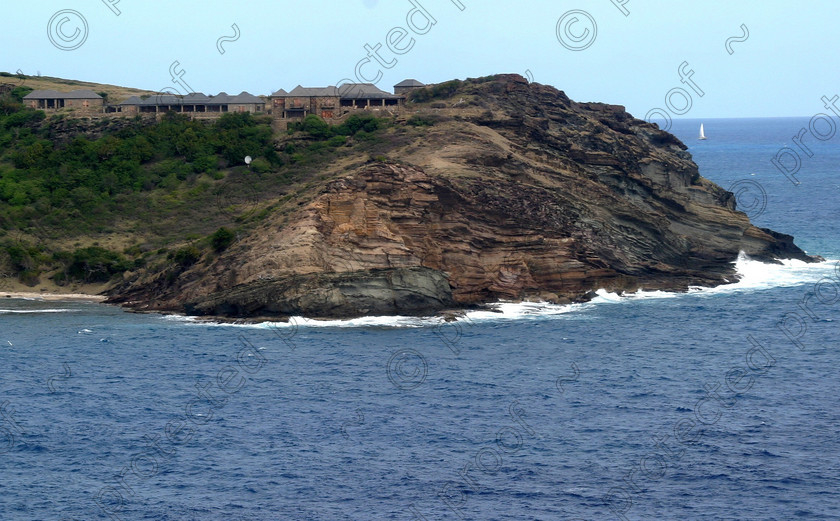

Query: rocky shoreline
left=104, top=75, right=818, bottom=319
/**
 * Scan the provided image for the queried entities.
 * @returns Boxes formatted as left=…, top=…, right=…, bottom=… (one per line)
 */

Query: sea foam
left=160, top=253, right=839, bottom=328
left=0, top=308, right=80, bottom=314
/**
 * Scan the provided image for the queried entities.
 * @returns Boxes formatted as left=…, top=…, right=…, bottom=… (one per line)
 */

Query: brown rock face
left=107, top=74, right=816, bottom=318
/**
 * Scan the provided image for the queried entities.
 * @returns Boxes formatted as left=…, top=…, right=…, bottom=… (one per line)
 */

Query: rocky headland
left=105, top=74, right=816, bottom=319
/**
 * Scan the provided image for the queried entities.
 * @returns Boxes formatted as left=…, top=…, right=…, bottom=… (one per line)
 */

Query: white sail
left=699, top=123, right=707, bottom=140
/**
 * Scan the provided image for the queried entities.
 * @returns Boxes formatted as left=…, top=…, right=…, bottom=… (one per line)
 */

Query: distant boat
left=698, top=123, right=707, bottom=140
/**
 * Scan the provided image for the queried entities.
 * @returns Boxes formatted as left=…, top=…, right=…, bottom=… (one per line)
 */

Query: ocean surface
left=1, top=118, right=839, bottom=520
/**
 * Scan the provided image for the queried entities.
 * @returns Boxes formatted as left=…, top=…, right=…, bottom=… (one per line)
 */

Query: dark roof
left=286, top=85, right=340, bottom=97
left=24, top=89, right=102, bottom=100
left=117, top=92, right=261, bottom=106
left=182, top=93, right=211, bottom=103
left=270, top=84, right=399, bottom=99
left=23, top=90, right=62, bottom=99
left=146, top=94, right=181, bottom=105
left=338, top=83, right=400, bottom=99
left=394, top=79, right=424, bottom=88
left=64, top=90, right=104, bottom=99
left=229, top=91, right=264, bottom=104
left=119, top=94, right=197, bottom=106
left=208, top=92, right=232, bottom=104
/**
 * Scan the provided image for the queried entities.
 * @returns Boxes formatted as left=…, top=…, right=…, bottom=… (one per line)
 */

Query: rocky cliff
left=106, top=74, right=815, bottom=319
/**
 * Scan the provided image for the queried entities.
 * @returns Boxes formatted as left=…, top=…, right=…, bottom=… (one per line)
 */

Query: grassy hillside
left=0, top=71, right=155, bottom=103
left=0, top=74, right=496, bottom=295
left=0, top=81, right=406, bottom=292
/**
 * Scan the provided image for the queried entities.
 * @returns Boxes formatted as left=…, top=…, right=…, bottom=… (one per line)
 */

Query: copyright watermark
left=556, top=10, right=597, bottom=51
left=728, top=179, right=768, bottom=220
left=387, top=348, right=428, bottom=390
left=215, top=181, right=259, bottom=220
left=48, top=9, right=89, bottom=51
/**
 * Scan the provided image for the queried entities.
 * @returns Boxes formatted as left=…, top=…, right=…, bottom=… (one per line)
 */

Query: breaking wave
left=0, top=308, right=80, bottom=314
left=161, top=254, right=839, bottom=328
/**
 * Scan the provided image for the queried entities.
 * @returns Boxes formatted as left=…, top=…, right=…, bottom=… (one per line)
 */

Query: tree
left=10, top=86, right=33, bottom=103
left=65, top=246, right=130, bottom=283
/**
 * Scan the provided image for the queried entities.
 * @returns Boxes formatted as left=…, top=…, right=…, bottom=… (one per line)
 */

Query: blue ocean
left=1, top=118, right=839, bottom=520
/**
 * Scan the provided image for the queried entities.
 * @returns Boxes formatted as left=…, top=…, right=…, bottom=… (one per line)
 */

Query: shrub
left=2, top=108, right=45, bottom=129
left=300, top=114, right=331, bottom=139
left=18, top=269, right=40, bottom=287
left=65, top=246, right=131, bottom=283
left=123, top=244, right=143, bottom=256
left=287, top=114, right=385, bottom=142
left=327, top=135, right=347, bottom=147
left=191, top=154, right=215, bottom=174
left=210, top=227, right=235, bottom=251
left=336, top=114, right=382, bottom=135
left=172, top=245, right=201, bottom=267
left=249, top=157, right=272, bottom=173
left=407, top=115, right=436, bottom=127
left=10, top=86, right=33, bottom=103
left=6, top=244, right=35, bottom=271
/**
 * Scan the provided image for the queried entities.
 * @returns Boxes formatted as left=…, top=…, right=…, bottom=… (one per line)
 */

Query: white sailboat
left=698, top=123, right=707, bottom=140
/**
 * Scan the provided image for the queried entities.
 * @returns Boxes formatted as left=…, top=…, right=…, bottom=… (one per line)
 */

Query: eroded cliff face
left=107, top=74, right=814, bottom=318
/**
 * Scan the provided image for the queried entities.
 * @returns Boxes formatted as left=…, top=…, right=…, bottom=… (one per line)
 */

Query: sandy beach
left=1, top=291, right=107, bottom=302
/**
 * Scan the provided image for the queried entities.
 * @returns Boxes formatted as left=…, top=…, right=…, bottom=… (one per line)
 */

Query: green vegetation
left=288, top=113, right=386, bottom=139
left=63, top=246, right=131, bottom=283
left=0, top=86, right=394, bottom=288
left=210, top=227, right=235, bottom=251
left=5, top=86, right=33, bottom=104
left=406, top=115, right=437, bottom=127
left=408, top=80, right=463, bottom=103
left=0, top=98, right=282, bottom=233
left=1, top=240, right=48, bottom=286
left=284, top=114, right=388, bottom=164
left=0, top=238, right=135, bottom=286
left=171, top=245, right=201, bottom=268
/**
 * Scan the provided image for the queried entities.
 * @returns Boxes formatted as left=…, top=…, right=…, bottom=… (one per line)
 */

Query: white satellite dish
left=244, top=156, right=252, bottom=165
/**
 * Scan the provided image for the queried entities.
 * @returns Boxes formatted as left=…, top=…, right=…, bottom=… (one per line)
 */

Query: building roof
left=270, top=83, right=400, bottom=100
left=24, top=89, right=103, bottom=100
left=23, top=90, right=62, bottom=99
left=117, top=92, right=261, bottom=106
left=146, top=94, right=181, bottom=105
left=208, top=92, right=232, bottom=104
left=286, top=85, right=341, bottom=97
left=229, top=91, right=263, bottom=104
left=182, top=93, right=211, bottom=103
left=394, top=79, right=425, bottom=88
left=118, top=94, right=189, bottom=106
left=64, top=90, right=104, bottom=99
left=338, top=83, right=400, bottom=99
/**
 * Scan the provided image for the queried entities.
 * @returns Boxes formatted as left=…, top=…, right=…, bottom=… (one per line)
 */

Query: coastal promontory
left=108, top=75, right=815, bottom=317
left=0, top=74, right=815, bottom=318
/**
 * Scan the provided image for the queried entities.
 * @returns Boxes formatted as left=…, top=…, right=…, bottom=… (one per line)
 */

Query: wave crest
left=162, top=254, right=839, bottom=327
